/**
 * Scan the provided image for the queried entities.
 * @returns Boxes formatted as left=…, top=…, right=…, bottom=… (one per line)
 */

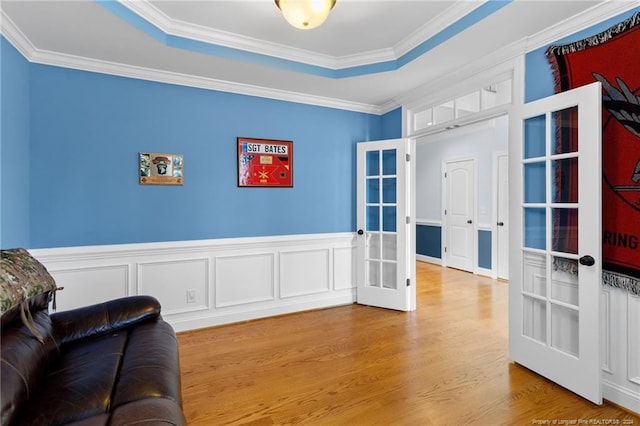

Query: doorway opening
left=415, top=115, right=509, bottom=279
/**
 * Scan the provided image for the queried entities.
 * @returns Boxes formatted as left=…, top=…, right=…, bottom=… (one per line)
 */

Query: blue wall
left=416, top=224, right=441, bottom=259
left=1, top=38, right=30, bottom=248
left=478, top=230, right=491, bottom=270
left=381, top=107, right=402, bottom=140
left=1, top=37, right=401, bottom=249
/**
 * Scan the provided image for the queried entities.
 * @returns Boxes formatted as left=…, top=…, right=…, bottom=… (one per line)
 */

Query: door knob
left=357, top=229, right=364, bottom=235
left=467, top=220, right=472, bottom=224
left=579, top=255, right=595, bottom=266
left=497, top=221, right=504, bottom=226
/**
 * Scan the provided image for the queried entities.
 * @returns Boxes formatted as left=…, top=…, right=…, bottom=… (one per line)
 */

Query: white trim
left=417, top=255, right=441, bottom=265
left=30, top=233, right=357, bottom=332
left=476, top=267, right=493, bottom=278
left=121, top=0, right=351, bottom=70
left=0, top=10, right=381, bottom=115
left=416, top=219, right=442, bottom=227
left=602, top=379, right=640, bottom=415
left=398, top=1, right=637, bottom=112
left=393, top=1, right=487, bottom=60
left=492, top=150, right=509, bottom=281
left=121, top=0, right=484, bottom=72
left=523, top=1, right=640, bottom=53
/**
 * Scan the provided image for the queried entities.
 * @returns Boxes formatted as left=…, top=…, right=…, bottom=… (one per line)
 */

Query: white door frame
left=492, top=150, right=509, bottom=280
left=441, top=156, right=477, bottom=273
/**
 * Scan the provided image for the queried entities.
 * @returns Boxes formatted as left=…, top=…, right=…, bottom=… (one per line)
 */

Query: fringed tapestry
left=546, top=12, right=640, bottom=296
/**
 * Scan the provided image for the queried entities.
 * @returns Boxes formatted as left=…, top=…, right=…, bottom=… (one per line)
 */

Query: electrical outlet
left=186, top=289, right=196, bottom=303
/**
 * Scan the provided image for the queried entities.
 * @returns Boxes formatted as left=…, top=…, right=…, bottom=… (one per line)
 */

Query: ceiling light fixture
left=274, top=0, right=336, bottom=30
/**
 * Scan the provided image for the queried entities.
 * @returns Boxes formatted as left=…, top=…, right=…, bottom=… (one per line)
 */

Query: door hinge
left=406, top=216, right=410, bottom=224
left=406, top=278, right=411, bottom=287
left=444, top=209, right=447, bottom=215
left=444, top=247, right=447, bottom=253
left=406, top=153, right=411, bottom=162
left=444, top=172, right=447, bottom=178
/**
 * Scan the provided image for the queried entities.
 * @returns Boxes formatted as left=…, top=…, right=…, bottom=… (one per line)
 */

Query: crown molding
left=392, top=0, right=640, bottom=109
left=119, top=0, right=473, bottom=71
left=120, top=0, right=342, bottom=69
left=393, top=0, right=487, bottom=58
left=523, top=0, right=640, bottom=52
left=0, top=9, right=380, bottom=115
left=0, top=9, right=36, bottom=59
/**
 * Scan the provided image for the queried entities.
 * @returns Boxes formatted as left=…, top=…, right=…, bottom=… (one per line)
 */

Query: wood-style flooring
left=177, top=262, right=639, bottom=425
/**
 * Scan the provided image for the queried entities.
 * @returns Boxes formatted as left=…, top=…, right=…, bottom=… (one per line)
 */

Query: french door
left=509, top=82, right=602, bottom=404
left=356, top=139, right=416, bottom=311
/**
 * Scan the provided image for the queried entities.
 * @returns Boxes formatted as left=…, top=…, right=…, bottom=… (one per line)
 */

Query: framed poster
left=237, top=137, right=293, bottom=187
left=139, top=152, right=184, bottom=185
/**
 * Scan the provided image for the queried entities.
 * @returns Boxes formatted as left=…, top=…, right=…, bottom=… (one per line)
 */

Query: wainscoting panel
left=49, top=264, right=129, bottom=312
left=601, top=289, right=611, bottom=374
left=628, top=294, right=640, bottom=386
left=280, top=249, right=330, bottom=298
left=215, top=253, right=275, bottom=308
left=30, top=233, right=356, bottom=332
left=602, top=286, right=640, bottom=414
left=334, top=246, right=356, bottom=290
left=138, top=257, right=209, bottom=315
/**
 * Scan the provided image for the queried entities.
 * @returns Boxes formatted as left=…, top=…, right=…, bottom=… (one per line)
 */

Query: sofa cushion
left=12, top=331, right=128, bottom=425
left=111, top=320, right=182, bottom=408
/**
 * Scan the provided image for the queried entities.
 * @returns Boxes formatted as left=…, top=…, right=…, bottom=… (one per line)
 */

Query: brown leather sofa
left=0, top=249, right=186, bottom=425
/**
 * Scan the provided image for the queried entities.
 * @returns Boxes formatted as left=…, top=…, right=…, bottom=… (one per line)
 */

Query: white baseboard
left=171, top=292, right=355, bottom=332
left=476, top=267, right=493, bottom=278
left=417, top=254, right=441, bottom=265
left=603, top=379, right=640, bottom=415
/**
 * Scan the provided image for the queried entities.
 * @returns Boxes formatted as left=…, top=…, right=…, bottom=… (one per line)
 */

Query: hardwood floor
left=177, top=262, right=639, bottom=425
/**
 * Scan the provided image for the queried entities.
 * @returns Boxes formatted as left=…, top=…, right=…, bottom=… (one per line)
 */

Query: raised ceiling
left=1, top=0, right=632, bottom=113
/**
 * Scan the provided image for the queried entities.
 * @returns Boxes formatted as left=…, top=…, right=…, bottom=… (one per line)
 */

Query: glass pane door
left=509, top=82, right=602, bottom=404
left=366, top=149, right=398, bottom=290
left=522, top=106, right=581, bottom=355
left=356, top=139, right=415, bottom=312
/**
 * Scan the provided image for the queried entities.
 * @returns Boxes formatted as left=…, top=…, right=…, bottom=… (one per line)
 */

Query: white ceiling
left=1, top=0, right=631, bottom=113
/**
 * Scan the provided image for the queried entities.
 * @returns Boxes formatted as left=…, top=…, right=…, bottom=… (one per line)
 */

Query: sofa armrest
left=50, top=295, right=161, bottom=345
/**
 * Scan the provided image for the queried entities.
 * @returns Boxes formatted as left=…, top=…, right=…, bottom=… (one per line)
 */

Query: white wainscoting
left=30, top=233, right=357, bottom=332
left=601, top=287, right=640, bottom=413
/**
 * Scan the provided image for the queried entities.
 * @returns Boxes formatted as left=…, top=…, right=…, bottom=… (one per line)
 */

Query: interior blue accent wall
left=525, top=7, right=640, bottom=102
left=27, top=64, right=383, bottom=248
left=478, top=230, right=491, bottom=270
left=416, top=224, right=441, bottom=259
left=1, top=38, right=30, bottom=249
left=381, top=107, right=402, bottom=140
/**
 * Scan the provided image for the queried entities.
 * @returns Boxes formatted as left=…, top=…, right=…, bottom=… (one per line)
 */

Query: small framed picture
left=237, top=137, right=293, bottom=187
left=139, top=152, right=184, bottom=185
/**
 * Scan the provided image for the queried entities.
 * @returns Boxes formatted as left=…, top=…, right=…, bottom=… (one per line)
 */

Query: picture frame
left=237, top=137, right=293, bottom=187
left=139, top=152, right=184, bottom=185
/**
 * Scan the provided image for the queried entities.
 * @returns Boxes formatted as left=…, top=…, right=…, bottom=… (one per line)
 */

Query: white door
left=497, top=153, right=509, bottom=280
left=356, top=139, right=416, bottom=311
left=509, top=82, right=602, bottom=404
left=445, top=159, right=475, bottom=272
